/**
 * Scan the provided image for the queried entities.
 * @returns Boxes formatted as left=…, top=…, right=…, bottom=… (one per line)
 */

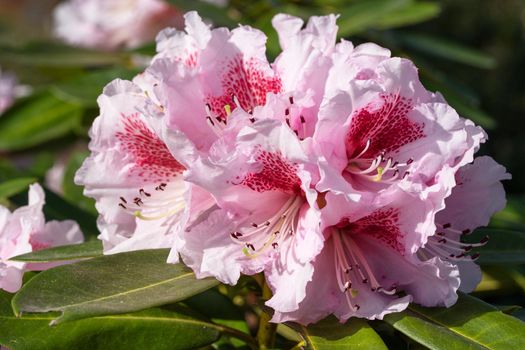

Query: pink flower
left=173, top=110, right=323, bottom=313
left=53, top=0, right=183, bottom=50
left=144, top=11, right=282, bottom=160
left=270, top=188, right=465, bottom=325
left=75, top=79, right=187, bottom=254
left=0, top=68, right=21, bottom=115
left=314, top=57, right=486, bottom=251
left=419, top=156, right=511, bottom=292
left=0, top=184, right=83, bottom=293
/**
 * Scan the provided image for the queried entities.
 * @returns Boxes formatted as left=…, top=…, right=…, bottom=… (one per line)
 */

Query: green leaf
left=52, top=68, right=140, bottom=106
left=10, top=241, right=103, bottom=263
left=374, top=2, right=441, bottom=29
left=0, top=92, right=83, bottom=151
left=296, top=316, right=388, bottom=349
left=12, top=249, right=219, bottom=324
left=0, top=43, right=129, bottom=68
left=384, top=293, right=525, bottom=349
left=465, top=228, right=525, bottom=265
left=338, top=0, right=409, bottom=37
left=0, top=291, right=221, bottom=350
left=0, top=177, right=36, bottom=199
left=395, top=33, right=496, bottom=69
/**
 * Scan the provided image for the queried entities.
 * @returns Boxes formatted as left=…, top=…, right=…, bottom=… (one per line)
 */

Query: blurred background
left=0, top=0, right=524, bottom=319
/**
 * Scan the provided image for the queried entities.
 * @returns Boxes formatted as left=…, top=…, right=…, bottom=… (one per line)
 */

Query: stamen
left=230, top=195, right=304, bottom=258
left=332, top=228, right=395, bottom=316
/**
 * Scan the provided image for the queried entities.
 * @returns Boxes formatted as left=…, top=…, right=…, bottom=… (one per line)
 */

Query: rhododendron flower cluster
left=53, top=0, right=183, bottom=50
left=0, top=184, right=84, bottom=293
left=76, top=12, right=509, bottom=325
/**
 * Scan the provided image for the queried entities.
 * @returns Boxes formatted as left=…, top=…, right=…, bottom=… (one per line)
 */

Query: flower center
left=118, top=182, right=186, bottom=221
left=230, top=195, right=304, bottom=258
left=332, top=228, right=397, bottom=315
left=420, top=222, right=488, bottom=262
left=345, top=139, right=413, bottom=185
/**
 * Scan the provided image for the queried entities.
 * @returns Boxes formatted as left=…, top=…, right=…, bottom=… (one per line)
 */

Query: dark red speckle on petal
left=347, top=208, right=405, bottom=254
left=115, top=113, right=185, bottom=183
left=206, top=55, right=282, bottom=121
left=346, top=93, right=424, bottom=159
left=241, top=149, right=301, bottom=194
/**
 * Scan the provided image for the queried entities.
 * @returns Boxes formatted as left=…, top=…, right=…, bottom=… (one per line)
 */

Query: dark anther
left=480, top=236, right=490, bottom=244
left=462, top=229, right=471, bottom=235
left=438, top=238, right=447, bottom=244
left=119, top=203, right=127, bottom=209
left=139, top=189, right=151, bottom=197
left=247, top=243, right=255, bottom=251
left=231, top=232, right=238, bottom=239
left=285, top=118, right=291, bottom=127
left=300, top=115, right=306, bottom=123
left=251, top=223, right=258, bottom=228
left=285, top=108, right=290, bottom=116
left=289, top=96, right=294, bottom=104
left=443, top=223, right=451, bottom=229
left=206, top=116, right=215, bottom=126
left=272, top=243, right=278, bottom=249
left=120, top=197, right=127, bottom=203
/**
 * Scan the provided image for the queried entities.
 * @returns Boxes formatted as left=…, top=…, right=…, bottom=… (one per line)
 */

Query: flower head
left=77, top=11, right=510, bottom=326
left=0, top=184, right=83, bottom=293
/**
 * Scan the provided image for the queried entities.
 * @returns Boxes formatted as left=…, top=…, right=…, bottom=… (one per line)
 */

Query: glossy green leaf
left=0, top=92, right=82, bottom=151
left=465, top=228, right=525, bottom=265
left=296, top=316, right=388, bottom=349
left=374, top=2, right=441, bottom=29
left=338, top=0, right=409, bottom=37
left=0, top=290, right=220, bottom=350
left=12, top=249, right=219, bottom=324
left=10, top=241, right=103, bottom=263
left=395, top=33, right=496, bottom=69
left=384, top=293, right=525, bottom=349
left=0, top=177, right=36, bottom=199
left=52, top=68, right=140, bottom=106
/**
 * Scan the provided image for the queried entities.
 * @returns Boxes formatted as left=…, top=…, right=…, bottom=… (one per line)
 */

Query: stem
left=256, top=280, right=277, bottom=349
left=217, top=324, right=259, bottom=350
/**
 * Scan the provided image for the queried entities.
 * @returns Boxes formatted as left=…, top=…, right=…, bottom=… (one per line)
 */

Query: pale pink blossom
left=143, top=11, right=282, bottom=162
left=53, top=0, right=183, bottom=50
left=419, top=156, right=511, bottom=292
left=75, top=79, right=187, bottom=254
left=173, top=111, right=323, bottom=314
left=0, top=184, right=83, bottom=293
